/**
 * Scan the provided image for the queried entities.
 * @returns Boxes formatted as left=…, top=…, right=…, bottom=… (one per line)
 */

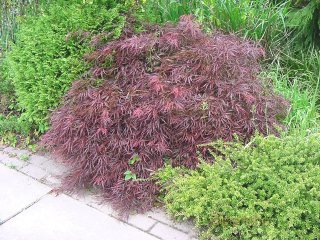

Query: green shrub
left=157, top=134, right=320, bottom=239
left=3, top=0, right=127, bottom=132
left=0, top=114, right=31, bottom=135
left=0, top=114, right=33, bottom=146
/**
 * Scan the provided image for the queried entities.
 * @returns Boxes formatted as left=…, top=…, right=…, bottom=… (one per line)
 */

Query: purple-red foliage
left=42, top=15, right=288, bottom=213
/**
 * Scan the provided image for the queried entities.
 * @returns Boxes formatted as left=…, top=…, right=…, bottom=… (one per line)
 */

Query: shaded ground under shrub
left=42, top=15, right=288, bottom=213
left=157, top=134, right=320, bottom=239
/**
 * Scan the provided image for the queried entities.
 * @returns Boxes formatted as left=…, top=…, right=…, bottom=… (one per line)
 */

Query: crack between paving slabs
left=148, top=215, right=192, bottom=235
left=0, top=191, right=54, bottom=225
left=0, top=161, right=50, bottom=184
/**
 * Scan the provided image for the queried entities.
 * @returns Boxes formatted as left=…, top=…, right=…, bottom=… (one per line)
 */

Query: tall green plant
left=0, top=0, right=48, bottom=51
left=140, top=0, right=290, bottom=47
left=3, top=0, right=127, bottom=133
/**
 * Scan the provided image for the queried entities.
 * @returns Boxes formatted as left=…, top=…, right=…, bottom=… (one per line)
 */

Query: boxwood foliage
left=3, top=0, right=127, bottom=132
left=157, top=134, right=320, bottom=240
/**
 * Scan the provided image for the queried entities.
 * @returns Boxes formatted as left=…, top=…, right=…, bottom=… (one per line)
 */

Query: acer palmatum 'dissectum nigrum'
left=42, top=15, right=289, bottom=214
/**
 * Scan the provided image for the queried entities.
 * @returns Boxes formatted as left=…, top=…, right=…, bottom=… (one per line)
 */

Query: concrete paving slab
left=43, top=175, right=62, bottom=187
left=28, top=155, right=50, bottom=167
left=73, top=191, right=119, bottom=217
left=146, top=208, right=196, bottom=235
left=0, top=152, right=9, bottom=161
left=71, top=190, right=100, bottom=206
left=89, top=200, right=118, bottom=217
left=2, top=147, right=31, bottom=157
left=147, top=208, right=172, bottom=224
left=0, top=165, right=51, bottom=224
left=0, top=194, right=158, bottom=240
left=72, top=191, right=170, bottom=234
left=20, top=164, right=48, bottom=180
left=0, top=152, right=27, bottom=169
left=127, top=214, right=157, bottom=231
left=40, top=158, right=67, bottom=175
left=29, top=155, right=67, bottom=176
left=150, top=222, right=189, bottom=240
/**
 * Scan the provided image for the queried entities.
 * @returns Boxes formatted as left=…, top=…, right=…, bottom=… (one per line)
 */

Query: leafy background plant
left=0, top=115, right=32, bottom=146
left=286, top=0, right=320, bottom=48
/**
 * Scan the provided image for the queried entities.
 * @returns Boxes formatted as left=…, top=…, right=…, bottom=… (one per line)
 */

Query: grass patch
left=262, top=60, right=320, bottom=135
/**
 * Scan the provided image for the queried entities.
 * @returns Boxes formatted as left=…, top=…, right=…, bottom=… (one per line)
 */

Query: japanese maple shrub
left=42, top=15, right=288, bottom=213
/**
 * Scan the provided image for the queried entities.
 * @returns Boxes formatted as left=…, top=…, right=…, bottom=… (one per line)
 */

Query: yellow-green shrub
left=157, top=134, right=320, bottom=239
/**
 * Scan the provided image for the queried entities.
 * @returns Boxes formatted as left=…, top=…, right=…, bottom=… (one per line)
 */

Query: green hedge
left=157, top=134, right=320, bottom=239
left=3, top=0, right=126, bottom=132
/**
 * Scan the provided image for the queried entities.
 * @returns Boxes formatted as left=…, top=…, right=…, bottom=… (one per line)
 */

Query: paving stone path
left=0, top=145, right=197, bottom=240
